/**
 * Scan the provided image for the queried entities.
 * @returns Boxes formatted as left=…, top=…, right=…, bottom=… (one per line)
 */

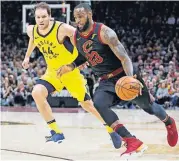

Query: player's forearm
left=121, top=57, right=133, bottom=76
left=111, top=42, right=133, bottom=76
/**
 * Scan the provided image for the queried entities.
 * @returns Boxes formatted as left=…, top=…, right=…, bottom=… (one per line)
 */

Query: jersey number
left=83, top=40, right=103, bottom=66
left=85, top=51, right=103, bottom=66
left=42, top=47, right=58, bottom=59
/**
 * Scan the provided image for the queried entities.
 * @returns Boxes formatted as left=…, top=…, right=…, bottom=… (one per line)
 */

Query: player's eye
left=78, top=16, right=82, bottom=19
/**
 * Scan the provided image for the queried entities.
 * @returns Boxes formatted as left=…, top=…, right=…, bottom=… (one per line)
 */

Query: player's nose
left=75, top=18, right=80, bottom=24
left=39, top=18, right=43, bottom=22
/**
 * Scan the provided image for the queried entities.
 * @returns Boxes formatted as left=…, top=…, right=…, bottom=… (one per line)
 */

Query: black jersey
left=75, top=22, right=123, bottom=77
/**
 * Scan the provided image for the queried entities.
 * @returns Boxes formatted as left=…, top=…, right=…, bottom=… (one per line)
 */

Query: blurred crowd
left=1, top=1, right=179, bottom=108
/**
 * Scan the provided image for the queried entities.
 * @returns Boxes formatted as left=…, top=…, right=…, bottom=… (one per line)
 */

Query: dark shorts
left=93, top=71, right=151, bottom=108
left=36, top=79, right=56, bottom=95
left=36, top=79, right=91, bottom=101
left=93, top=72, right=125, bottom=107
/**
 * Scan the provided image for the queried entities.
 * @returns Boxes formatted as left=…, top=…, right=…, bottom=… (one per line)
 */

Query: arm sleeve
left=74, top=53, right=87, bottom=67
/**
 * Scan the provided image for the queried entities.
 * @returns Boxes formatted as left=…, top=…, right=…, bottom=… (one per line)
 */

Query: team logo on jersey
left=37, top=40, right=56, bottom=49
left=82, top=40, right=93, bottom=53
left=82, top=40, right=103, bottom=66
left=77, top=37, right=81, bottom=41
left=91, top=34, right=97, bottom=39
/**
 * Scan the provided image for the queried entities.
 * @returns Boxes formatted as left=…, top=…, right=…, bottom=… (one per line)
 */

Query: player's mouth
left=78, top=24, right=83, bottom=29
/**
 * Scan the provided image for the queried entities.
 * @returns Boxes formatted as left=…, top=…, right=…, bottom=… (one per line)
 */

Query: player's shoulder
left=100, top=23, right=116, bottom=37
left=56, top=21, right=63, bottom=25
left=56, top=21, right=67, bottom=28
left=56, top=21, right=76, bottom=33
left=100, top=24, right=113, bottom=33
left=27, top=25, right=34, bottom=33
left=26, top=25, right=34, bottom=38
left=99, top=24, right=117, bottom=44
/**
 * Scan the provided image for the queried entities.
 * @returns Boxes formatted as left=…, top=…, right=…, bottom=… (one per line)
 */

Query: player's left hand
left=133, top=74, right=143, bottom=96
left=57, top=63, right=75, bottom=77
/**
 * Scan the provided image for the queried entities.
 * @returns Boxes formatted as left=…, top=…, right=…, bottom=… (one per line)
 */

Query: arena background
left=1, top=1, right=179, bottom=160
left=1, top=1, right=179, bottom=110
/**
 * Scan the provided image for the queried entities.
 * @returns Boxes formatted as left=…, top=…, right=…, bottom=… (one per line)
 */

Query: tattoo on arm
left=101, top=27, right=133, bottom=76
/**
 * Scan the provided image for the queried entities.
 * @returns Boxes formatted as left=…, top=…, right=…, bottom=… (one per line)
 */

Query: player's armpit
left=100, top=25, right=133, bottom=76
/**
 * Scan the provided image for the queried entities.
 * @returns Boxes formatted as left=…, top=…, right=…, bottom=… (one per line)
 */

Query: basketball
left=115, top=76, right=141, bottom=101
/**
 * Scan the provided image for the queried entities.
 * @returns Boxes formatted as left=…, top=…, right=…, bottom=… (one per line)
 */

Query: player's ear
left=88, top=11, right=92, bottom=17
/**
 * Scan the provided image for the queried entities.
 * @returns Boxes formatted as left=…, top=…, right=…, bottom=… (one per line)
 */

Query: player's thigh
left=35, top=79, right=56, bottom=95
left=93, top=90, right=116, bottom=109
left=61, top=68, right=87, bottom=102
left=41, top=72, right=64, bottom=92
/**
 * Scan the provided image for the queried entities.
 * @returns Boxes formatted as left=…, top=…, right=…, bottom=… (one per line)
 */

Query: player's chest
left=77, top=39, right=105, bottom=66
left=35, top=39, right=62, bottom=59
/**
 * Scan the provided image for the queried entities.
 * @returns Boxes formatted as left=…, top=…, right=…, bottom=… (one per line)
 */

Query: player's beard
left=77, top=17, right=90, bottom=32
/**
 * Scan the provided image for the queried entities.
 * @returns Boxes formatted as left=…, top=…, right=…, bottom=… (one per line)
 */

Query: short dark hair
left=74, top=3, right=92, bottom=12
left=34, top=2, right=51, bottom=15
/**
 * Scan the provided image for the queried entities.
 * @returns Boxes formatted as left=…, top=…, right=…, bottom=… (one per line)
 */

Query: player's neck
left=81, top=21, right=94, bottom=36
left=38, top=21, right=54, bottom=35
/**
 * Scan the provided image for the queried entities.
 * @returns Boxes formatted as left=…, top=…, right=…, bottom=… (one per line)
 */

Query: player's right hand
left=57, top=63, right=75, bottom=78
left=78, top=62, right=89, bottom=70
left=133, top=74, right=143, bottom=96
left=22, top=57, right=30, bottom=69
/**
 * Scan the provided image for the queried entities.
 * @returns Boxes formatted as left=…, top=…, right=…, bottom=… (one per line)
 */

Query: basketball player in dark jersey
left=58, top=3, right=178, bottom=156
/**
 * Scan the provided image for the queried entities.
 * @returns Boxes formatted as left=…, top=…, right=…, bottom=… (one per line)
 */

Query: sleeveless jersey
left=33, top=21, right=78, bottom=70
left=75, top=22, right=123, bottom=77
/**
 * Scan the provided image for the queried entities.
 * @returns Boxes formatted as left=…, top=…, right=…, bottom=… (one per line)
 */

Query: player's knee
left=80, top=99, right=92, bottom=105
left=80, top=100, right=89, bottom=107
left=32, top=84, right=48, bottom=99
left=143, top=102, right=163, bottom=116
left=143, top=101, right=164, bottom=115
left=80, top=100, right=93, bottom=112
left=143, top=108, right=154, bottom=115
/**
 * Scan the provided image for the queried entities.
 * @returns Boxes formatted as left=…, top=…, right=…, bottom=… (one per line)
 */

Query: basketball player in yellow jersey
left=22, top=2, right=121, bottom=147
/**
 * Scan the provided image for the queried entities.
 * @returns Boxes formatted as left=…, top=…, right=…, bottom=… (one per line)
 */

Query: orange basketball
left=115, top=76, right=141, bottom=101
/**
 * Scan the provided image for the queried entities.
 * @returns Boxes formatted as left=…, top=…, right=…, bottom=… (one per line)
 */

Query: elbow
left=121, top=57, right=131, bottom=65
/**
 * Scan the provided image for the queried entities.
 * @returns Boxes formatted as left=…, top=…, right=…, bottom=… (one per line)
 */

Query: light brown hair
left=34, top=2, right=51, bottom=15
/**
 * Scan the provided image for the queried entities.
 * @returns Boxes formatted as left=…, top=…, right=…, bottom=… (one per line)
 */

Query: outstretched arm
left=100, top=25, right=133, bottom=76
left=22, top=25, right=36, bottom=69
left=25, top=25, right=36, bottom=59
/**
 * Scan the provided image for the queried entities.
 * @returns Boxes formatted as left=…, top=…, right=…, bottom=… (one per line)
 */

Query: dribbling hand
left=22, top=57, right=30, bottom=69
left=78, top=62, right=89, bottom=70
left=57, top=63, right=75, bottom=78
left=133, top=74, right=143, bottom=96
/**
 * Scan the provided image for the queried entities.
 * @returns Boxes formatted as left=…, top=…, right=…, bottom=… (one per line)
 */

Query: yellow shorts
left=40, top=68, right=87, bottom=102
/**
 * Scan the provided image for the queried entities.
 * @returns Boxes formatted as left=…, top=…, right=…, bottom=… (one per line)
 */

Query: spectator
left=1, top=1, right=179, bottom=108
left=156, top=80, right=170, bottom=105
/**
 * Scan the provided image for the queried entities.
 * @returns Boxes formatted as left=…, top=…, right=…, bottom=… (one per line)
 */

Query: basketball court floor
left=1, top=109, right=179, bottom=160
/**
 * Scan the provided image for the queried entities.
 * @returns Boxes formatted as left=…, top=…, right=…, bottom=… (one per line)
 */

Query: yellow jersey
left=33, top=21, right=78, bottom=70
